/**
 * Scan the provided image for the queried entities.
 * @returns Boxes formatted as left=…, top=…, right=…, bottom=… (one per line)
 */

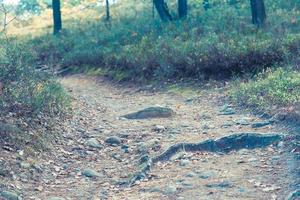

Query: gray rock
left=251, top=120, right=272, bottom=128
left=219, top=105, right=236, bottom=115
left=48, top=197, right=66, bottom=200
left=185, top=172, right=196, bottom=177
left=198, top=171, right=215, bottom=179
left=205, top=181, right=232, bottom=188
left=181, top=181, right=193, bottom=188
left=164, top=185, right=177, bottom=194
left=105, top=136, right=121, bottom=146
left=148, top=187, right=161, bottom=193
left=82, top=168, right=101, bottom=178
left=0, top=190, right=20, bottom=200
left=136, top=142, right=148, bottom=154
left=85, top=138, right=102, bottom=149
left=20, top=162, right=31, bottom=169
left=221, top=122, right=233, bottom=128
left=179, top=159, right=190, bottom=167
left=122, top=107, right=174, bottom=119
left=121, top=145, right=129, bottom=153
left=153, top=125, right=166, bottom=132
left=235, top=119, right=250, bottom=125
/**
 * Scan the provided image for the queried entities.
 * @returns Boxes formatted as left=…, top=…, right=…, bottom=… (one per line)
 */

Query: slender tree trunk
left=153, top=0, right=172, bottom=21
left=203, top=0, right=210, bottom=11
left=250, top=0, right=266, bottom=26
left=52, top=0, right=62, bottom=35
left=178, top=0, right=187, bottom=19
left=106, top=0, right=110, bottom=21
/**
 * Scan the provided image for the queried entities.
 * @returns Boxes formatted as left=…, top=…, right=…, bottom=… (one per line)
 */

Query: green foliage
left=230, top=67, right=300, bottom=110
left=19, top=0, right=300, bottom=82
left=0, top=38, right=69, bottom=115
left=16, top=0, right=41, bottom=15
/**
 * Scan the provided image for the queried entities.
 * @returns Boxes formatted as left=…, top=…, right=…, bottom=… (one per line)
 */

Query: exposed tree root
left=128, top=133, right=282, bottom=187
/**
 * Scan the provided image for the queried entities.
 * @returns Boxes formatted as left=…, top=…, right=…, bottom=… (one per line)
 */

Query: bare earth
left=0, top=75, right=295, bottom=200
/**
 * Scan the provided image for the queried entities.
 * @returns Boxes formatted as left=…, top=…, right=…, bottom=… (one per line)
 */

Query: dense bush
left=230, top=67, right=300, bottom=110
left=0, top=38, right=69, bottom=116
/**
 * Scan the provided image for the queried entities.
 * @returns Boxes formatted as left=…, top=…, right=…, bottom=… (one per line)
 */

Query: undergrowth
left=16, top=0, right=300, bottom=82
left=230, top=67, right=300, bottom=111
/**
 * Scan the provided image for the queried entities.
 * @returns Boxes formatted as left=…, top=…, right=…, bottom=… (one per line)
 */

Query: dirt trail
left=0, top=75, right=295, bottom=200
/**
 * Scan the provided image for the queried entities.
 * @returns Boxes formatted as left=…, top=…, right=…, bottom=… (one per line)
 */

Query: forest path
left=5, top=75, right=294, bottom=200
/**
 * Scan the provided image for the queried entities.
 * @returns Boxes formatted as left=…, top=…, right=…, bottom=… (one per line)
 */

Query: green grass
left=230, top=67, right=300, bottom=111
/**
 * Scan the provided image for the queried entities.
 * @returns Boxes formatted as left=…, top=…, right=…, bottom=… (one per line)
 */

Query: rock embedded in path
left=235, top=118, right=250, bottom=125
left=219, top=105, right=236, bottom=115
left=105, top=136, right=121, bottom=146
left=20, top=162, right=31, bottom=169
left=251, top=120, right=273, bottom=128
left=121, top=107, right=175, bottom=119
left=85, top=138, right=102, bottom=149
left=0, top=190, right=20, bottom=200
left=153, top=125, right=166, bottom=132
left=179, top=159, right=190, bottom=167
left=164, top=185, right=177, bottom=194
left=48, top=197, right=66, bottom=200
left=82, top=168, right=102, bottom=178
left=205, top=181, right=232, bottom=189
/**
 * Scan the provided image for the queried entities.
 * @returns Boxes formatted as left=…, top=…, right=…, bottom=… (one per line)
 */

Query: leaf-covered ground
left=0, top=75, right=298, bottom=200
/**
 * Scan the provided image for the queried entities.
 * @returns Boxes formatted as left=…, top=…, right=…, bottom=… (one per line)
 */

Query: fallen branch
left=128, top=132, right=282, bottom=186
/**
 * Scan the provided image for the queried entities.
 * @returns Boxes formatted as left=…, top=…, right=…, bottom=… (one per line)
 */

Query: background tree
left=52, top=0, right=62, bottom=35
left=178, top=0, right=187, bottom=19
left=154, top=0, right=172, bottom=21
left=106, top=0, right=110, bottom=21
left=203, top=0, right=209, bottom=10
left=250, top=0, right=266, bottom=26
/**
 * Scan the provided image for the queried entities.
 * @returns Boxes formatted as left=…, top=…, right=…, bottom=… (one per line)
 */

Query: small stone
left=205, top=181, right=232, bottom=188
left=121, top=145, right=129, bottom=153
left=198, top=171, right=215, bottom=179
left=148, top=187, right=161, bottom=193
left=85, top=138, right=102, bottom=149
left=181, top=181, right=193, bottom=188
left=219, top=105, right=236, bottom=115
left=20, top=162, right=31, bottom=169
left=179, top=159, right=190, bottom=167
left=235, top=118, right=250, bottom=125
left=251, top=120, right=272, bottom=128
left=185, top=172, right=196, bottom=177
left=139, top=154, right=149, bottom=164
left=247, top=158, right=258, bottom=162
left=153, top=125, right=166, bottom=132
left=1, top=190, right=20, bottom=200
left=105, top=136, right=121, bottom=146
left=82, top=168, right=101, bottom=178
left=221, top=122, right=233, bottom=128
left=48, top=197, right=66, bottom=200
left=164, top=185, right=177, bottom=194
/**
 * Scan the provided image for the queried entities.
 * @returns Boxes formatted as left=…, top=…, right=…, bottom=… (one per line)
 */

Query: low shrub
left=0, top=38, right=69, bottom=116
left=230, top=67, right=300, bottom=111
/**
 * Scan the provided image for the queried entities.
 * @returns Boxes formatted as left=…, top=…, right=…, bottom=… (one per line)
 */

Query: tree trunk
left=250, top=0, right=266, bottom=26
left=203, top=0, right=210, bottom=11
left=178, top=0, right=187, bottom=19
left=153, top=0, right=172, bottom=21
left=52, top=0, right=62, bottom=35
left=106, top=0, right=110, bottom=21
